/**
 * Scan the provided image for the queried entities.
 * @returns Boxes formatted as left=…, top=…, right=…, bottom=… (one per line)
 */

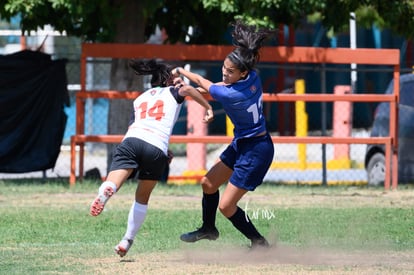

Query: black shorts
left=109, top=137, right=169, bottom=180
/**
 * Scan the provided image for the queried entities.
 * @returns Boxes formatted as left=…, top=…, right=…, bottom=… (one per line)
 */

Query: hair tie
left=230, top=52, right=248, bottom=71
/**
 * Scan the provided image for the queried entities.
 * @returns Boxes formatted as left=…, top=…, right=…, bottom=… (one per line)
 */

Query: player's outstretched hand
left=203, top=109, right=214, bottom=123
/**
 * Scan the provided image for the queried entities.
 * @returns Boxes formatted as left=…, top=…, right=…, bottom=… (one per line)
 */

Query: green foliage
left=1, top=0, right=414, bottom=44
left=0, top=0, right=123, bottom=41
left=201, top=0, right=414, bottom=39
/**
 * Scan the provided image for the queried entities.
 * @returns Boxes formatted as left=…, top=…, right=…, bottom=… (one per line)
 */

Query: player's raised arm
left=172, top=67, right=213, bottom=93
left=178, top=85, right=214, bottom=123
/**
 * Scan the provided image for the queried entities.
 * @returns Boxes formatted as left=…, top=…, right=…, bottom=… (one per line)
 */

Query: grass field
left=1, top=179, right=414, bottom=274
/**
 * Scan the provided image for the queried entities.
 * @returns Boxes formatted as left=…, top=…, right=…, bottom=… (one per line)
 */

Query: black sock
left=228, top=206, right=263, bottom=240
left=202, top=191, right=219, bottom=229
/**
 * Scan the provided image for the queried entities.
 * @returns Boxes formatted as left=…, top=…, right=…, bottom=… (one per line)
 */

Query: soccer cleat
left=114, top=239, right=133, bottom=257
left=180, top=227, right=219, bottom=243
left=89, top=186, right=114, bottom=216
left=249, top=237, right=270, bottom=250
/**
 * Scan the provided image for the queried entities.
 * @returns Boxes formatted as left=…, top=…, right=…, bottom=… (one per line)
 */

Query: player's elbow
left=178, top=85, right=195, bottom=97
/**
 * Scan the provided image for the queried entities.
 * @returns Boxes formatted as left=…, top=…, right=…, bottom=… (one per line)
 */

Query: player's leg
left=180, top=159, right=232, bottom=242
left=200, top=160, right=233, bottom=228
left=91, top=138, right=140, bottom=216
left=220, top=182, right=269, bottom=249
left=201, top=159, right=233, bottom=194
left=220, top=134, right=274, bottom=248
left=90, top=169, right=132, bottom=216
left=114, top=179, right=158, bottom=257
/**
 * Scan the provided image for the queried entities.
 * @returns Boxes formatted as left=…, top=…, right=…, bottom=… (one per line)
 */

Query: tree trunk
left=107, top=0, right=147, bottom=171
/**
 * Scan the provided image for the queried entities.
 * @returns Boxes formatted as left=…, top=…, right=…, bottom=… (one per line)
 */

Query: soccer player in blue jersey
left=173, top=20, right=275, bottom=249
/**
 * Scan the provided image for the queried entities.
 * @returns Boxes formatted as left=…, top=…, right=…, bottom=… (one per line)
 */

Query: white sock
left=98, top=181, right=117, bottom=194
left=123, top=201, right=148, bottom=241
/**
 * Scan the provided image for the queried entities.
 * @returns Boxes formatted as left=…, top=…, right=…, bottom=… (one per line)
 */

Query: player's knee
left=218, top=203, right=232, bottom=218
left=200, top=176, right=215, bottom=193
left=218, top=204, right=226, bottom=215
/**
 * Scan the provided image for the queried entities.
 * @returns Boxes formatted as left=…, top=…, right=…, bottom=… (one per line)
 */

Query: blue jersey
left=209, top=70, right=266, bottom=138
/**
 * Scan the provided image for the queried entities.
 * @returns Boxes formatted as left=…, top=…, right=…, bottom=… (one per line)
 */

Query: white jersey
left=123, top=86, right=183, bottom=155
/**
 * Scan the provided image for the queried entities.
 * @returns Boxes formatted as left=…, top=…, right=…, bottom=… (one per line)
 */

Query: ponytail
left=227, top=20, right=275, bottom=72
left=129, top=59, right=173, bottom=87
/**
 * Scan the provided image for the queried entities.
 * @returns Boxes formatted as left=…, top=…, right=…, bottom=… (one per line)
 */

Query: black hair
left=227, top=20, right=275, bottom=72
left=129, top=59, right=173, bottom=87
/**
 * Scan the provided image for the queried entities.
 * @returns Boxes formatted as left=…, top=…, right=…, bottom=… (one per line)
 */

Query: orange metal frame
left=70, top=43, right=400, bottom=189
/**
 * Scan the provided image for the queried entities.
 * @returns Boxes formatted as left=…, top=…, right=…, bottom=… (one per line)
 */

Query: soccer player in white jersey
left=89, top=59, right=214, bottom=257
left=174, top=20, right=275, bottom=249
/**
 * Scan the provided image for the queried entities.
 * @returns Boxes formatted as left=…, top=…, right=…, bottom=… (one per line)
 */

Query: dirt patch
left=83, top=245, right=414, bottom=275
left=80, top=187, right=414, bottom=274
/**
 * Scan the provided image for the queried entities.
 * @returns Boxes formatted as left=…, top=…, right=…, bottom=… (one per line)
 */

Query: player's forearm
left=173, top=67, right=211, bottom=92
left=190, top=90, right=212, bottom=111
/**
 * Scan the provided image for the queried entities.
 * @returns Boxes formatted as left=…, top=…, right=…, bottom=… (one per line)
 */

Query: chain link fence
left=64, top=54, right=377, bottom=185
left=1, top=34, right=410, bottom=185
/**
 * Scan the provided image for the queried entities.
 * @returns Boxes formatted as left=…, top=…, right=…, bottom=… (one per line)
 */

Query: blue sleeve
left=209, top=71, right=267, bottom=138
